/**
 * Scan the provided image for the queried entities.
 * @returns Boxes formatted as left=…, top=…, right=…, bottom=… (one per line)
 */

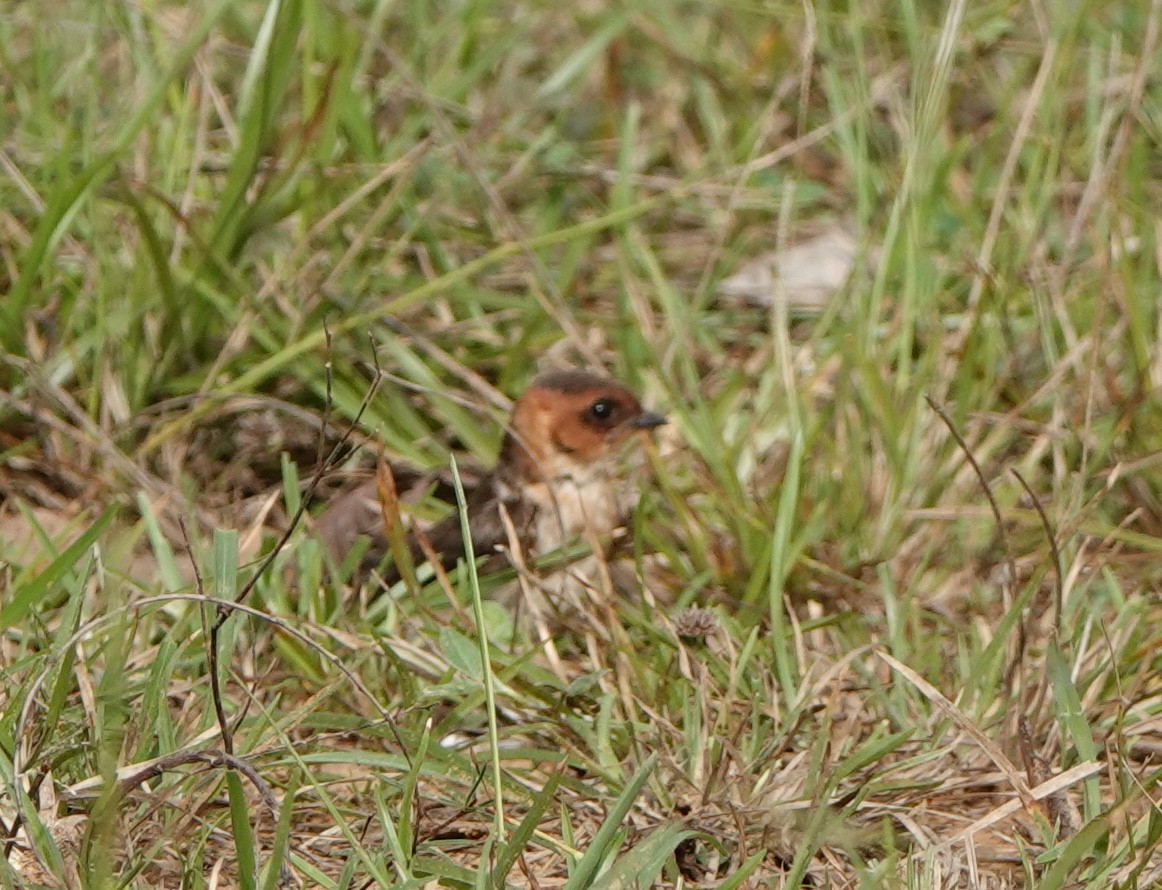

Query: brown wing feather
left=400, top=470, right=539, bottom=581
left=315, top=468, right=537, bottom=584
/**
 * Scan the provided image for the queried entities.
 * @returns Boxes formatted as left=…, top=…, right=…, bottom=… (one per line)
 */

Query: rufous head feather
left=500, top=370, right=665, bottom=480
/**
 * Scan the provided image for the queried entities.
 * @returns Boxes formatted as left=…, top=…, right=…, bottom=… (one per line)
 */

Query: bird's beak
left=632, top=411, right=668, bottom=429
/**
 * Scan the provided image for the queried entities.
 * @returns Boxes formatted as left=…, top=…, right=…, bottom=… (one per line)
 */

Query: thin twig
left=200, top=334, right=386, bottom=794
left=925, top=397, right=1017, bottom=597
left=116, top=749, right=276, bottom=813
left=182, top=517, right=236, bottom=757
left=317, top=319, right=335, bottom=471
left=115, top=748, right=295, bottom=887
left=213, top=333, right=382, bottom=630
left=1011, top=468, right=1064, bottom=638
left=925, top=396, right=1024, bottom=687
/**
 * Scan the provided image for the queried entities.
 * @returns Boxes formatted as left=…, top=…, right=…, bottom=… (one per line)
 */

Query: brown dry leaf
left=718, top=226, right=860, bottom=314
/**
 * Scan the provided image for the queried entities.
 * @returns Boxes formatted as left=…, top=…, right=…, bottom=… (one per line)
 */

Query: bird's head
left=501, top=370, right=666, bottom=482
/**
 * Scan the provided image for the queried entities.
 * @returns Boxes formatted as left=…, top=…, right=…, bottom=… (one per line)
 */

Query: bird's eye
left=587, top=398, right=616, bottom=423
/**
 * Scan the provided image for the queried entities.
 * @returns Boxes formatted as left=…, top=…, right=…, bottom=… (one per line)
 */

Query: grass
left=2, top=0, right=1162, bottom=886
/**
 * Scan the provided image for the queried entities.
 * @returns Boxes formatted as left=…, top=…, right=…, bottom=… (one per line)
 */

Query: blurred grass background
left=2, top=0, right=1162, bottom=886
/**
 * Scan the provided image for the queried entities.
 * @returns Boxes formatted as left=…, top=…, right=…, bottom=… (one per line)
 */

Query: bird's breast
left=524, top=472, right=623, bottom=555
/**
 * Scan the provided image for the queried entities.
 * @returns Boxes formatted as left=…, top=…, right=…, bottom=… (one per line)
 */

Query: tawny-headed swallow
left=315, top=370, right=666, bottom=585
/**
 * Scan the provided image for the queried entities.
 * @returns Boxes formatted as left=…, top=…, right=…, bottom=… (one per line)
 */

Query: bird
left=313, top=370, right=667, bottom=594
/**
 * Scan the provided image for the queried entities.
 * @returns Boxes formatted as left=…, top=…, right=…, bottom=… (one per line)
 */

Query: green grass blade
left=565, top=754, right=658, bottom=890
left=258, top=771, right=297, bottom=890
left=493, top=760, right=567, bottom=884
left=227, top=770, right=258, bottom=890
left=0, top=507, right=115, bottom=627
left=3, top=0, right=235, bottom=346
left=588, top=823, right=696, bottom=890
left=1045, top=639, right=1102, bottom=819
left=450, top=455, right=505, bottom=842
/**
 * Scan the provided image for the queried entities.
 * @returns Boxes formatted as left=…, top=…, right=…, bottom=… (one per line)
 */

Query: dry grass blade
left=4, top=1, right=1160, bottom=886
left=923, top=758, right=1104, bottom=856
left=876, top=650, right=1035, bottom=806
